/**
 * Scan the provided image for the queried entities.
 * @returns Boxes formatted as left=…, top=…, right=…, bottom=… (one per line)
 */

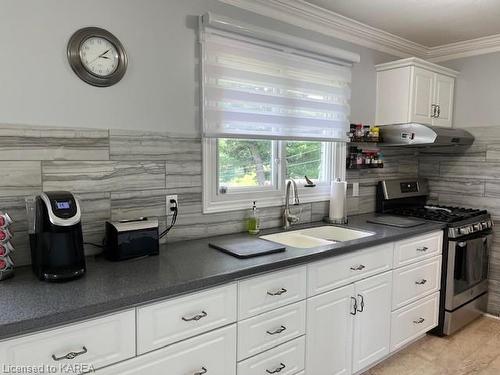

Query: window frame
left=202, top=138, right=346, bottom=213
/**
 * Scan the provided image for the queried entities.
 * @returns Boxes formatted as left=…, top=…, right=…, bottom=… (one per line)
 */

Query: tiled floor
left=364, top=317, right=500, bottom=375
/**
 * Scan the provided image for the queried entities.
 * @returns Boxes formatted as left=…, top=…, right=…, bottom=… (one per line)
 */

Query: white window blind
left=201, top=33, right=352, bottom=142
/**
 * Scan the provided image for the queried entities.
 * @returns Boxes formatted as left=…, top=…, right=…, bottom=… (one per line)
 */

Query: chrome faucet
left=283, top=179, right=300, bottom=230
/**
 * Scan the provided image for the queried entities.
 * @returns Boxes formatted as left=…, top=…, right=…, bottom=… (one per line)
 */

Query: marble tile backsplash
left=418, top=126, right=500, bottom=316
left=0, top=123, right=416, bottom=268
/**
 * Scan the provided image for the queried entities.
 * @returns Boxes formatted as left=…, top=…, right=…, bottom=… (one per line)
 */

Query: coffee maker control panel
left=40, top=191, right=81, bottom=226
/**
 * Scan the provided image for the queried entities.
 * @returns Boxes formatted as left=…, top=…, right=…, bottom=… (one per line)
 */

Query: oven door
left=445, top=232, right=491, bottom=311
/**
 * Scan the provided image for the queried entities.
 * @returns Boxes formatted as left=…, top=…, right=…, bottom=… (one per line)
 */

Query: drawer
left=394, top=231, right=443, bottom=268
left=137, top=283, right=237, bottom=354
left=238, top=301, right=306, bottom=360
left=0, top=310, right=135, bottom=374
left=391, top=292, right=439, bottom=352
left=307, top=244, right=393, bottom=296
left=237, top=336, right=305, bottom=375
left=98, top=325, right=236, bottom=375
left=392, top=256, right=442, bottom=310
left=238, top=266, right=307, bottom=320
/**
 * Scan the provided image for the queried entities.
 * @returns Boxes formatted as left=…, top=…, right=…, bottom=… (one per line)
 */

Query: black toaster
left=104, top=218, right=159, bottom=261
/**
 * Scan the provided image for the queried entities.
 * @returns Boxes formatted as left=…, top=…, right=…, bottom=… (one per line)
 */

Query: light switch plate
left=352, top=182, right=359, bottom=197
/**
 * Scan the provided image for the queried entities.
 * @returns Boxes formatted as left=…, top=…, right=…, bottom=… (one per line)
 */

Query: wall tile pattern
left=418, top=126, right=500, bottom=315
left=0, top=124, right=415, bottom=270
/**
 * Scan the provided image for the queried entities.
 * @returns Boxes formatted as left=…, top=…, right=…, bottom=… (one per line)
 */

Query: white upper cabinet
left=376, top=57, right=458, bottom=128
left=433, top=74, right=455, bottom=127
left=411, top=67, right=435, bottom=124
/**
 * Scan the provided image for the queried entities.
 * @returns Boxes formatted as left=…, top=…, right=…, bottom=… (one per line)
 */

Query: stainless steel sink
left=260, top=225, right=374, bottom=249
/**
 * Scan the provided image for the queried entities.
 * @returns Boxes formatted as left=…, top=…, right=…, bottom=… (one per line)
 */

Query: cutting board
left=209, top=237, right=285, bottom=259
left=367, top=215, right=426, bottom=228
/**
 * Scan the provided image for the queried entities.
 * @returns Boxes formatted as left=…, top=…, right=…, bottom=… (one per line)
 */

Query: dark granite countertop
left=0, top=213, right=445, bottom=341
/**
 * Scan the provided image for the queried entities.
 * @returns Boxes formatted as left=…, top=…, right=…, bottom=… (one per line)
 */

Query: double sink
left=261, top=225, right=374, bottom=249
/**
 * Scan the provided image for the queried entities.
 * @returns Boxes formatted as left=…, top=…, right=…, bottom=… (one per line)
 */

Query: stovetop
left=387, top=205, right=488, bottom=223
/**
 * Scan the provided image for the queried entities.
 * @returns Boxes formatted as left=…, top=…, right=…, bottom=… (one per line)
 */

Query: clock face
left=79, top=37, right=119, bottom=77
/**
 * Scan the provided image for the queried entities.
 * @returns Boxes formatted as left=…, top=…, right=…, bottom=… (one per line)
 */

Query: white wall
left=442, top=52, right=500, bottom=128
left=0, top=0, right=397, bottom=135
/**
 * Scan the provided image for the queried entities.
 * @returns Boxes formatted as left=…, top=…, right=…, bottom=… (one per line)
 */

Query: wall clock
left=67, top=27, right=128, bottom=87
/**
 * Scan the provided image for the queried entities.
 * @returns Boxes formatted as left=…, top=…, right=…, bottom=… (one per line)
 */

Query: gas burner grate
left=388, top=205, right=487, bottom=223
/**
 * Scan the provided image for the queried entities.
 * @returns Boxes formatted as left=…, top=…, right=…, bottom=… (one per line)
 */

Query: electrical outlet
left=166, top=195, right=178, bottom=216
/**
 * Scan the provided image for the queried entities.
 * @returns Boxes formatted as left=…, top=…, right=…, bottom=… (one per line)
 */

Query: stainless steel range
left=376, top=178, right=493, bottom=336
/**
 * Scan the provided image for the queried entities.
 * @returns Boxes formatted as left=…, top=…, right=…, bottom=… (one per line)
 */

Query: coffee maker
left=28, top=191, right=86, bottom=281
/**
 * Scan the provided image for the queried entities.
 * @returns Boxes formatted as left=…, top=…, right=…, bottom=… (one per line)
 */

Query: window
left=204, top=137, right=339, bottom=212
left=200, top=17, right=355, bottom=213
left=218, top=138, right=276, bottom=191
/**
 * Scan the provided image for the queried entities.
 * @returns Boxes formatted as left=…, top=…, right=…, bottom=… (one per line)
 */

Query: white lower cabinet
left=390, top=292, right=439, bottom=352
left=306, top=271, right=393, bottom=375
left=137, top=283, right=237, bottom=354
left=98, top=325, right=237, bottom=375
left=237, top=336, right=305, bottom=375
left=352, top=271, right=392, bottom=373
left=238, top=301, right=306, bottom=360
left=0, top=310, right=136, bottom=375
left=306, top=283, right=355, bottom=375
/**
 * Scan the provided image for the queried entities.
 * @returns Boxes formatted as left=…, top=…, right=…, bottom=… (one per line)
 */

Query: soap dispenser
left=247, top=201, right=261, bottom=235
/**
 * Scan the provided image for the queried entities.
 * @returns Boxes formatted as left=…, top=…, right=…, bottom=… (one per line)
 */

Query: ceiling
left=304, top=0, right=500, bottom=47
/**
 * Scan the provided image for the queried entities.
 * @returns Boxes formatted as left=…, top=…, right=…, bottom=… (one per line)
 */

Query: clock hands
left=86, top=49, right=112, bottom=66
left=98, top=49, right=110, bottom=59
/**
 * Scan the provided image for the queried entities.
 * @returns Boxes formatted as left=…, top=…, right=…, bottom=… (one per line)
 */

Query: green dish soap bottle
left=247, top=201, right=261, bottom=235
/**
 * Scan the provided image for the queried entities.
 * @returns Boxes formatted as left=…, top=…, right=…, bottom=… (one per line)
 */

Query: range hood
left=378, top=123, right=474, bottom=147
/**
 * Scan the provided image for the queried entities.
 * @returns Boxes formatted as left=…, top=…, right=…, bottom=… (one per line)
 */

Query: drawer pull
left=416, top=246, right=428, bottom=252
left=415, top=279, right=427, bottom=285
left=357, top=294, right=365, bottom=313
left=266, top=363, right=286, bottom=374
left=51, top=346, right=87, bottom=361
left=267, top=288, right=287, bottom=296
left=413, top=317, right=425, bottom=324
left=266, top=325, right=287, bottom=335
left=350, top=296, right=357, bottom=315
left=193, top=367, right=208, bottom=375
left=182, top=311, right=208, bottom=322
left=350, top=264, right=366, bottom=271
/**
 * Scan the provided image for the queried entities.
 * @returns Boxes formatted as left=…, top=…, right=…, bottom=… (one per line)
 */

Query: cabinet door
left=410, top=67, right=435, bottom=125
left=352, top=271, right=392, bottom=373
left=432, top=74, right=454, bottom=128
left=306, top=283, right=355, bottom=375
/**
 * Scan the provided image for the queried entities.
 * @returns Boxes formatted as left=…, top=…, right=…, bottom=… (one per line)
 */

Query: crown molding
left=218, top=0, right=428, bottom=58
left=219, top=0, right=500, bottom=63
left=427, top=34, right=500, bottom=62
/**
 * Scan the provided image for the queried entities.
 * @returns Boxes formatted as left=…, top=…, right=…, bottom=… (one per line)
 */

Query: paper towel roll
left=329, top=179, right=347, bottom=222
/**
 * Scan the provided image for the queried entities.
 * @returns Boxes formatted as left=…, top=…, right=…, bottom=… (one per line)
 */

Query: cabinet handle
left=266, top=363, right=286, bottom=374
left=182, top=311, right=208, bottom=322
left=350, top=264, right=365, bottom=271
left=193, top=367, right=208, bottom=375
left=267, top=288, right=287, bottom=296
left=416, top=246, right=428, bottom=252
left=436, top=105, right=441, bottom=118
left=51, top=346, right=87, bottom=361
left=266, top=325, right=287, bottom=335
left=357, top=294, right=365, bottom=313
left=415, top=279, right=427, bottom=285
left=431, top=104, right=436, bottom=118
left=413, top=317, right=425, bottom=324
left=350, top=296, right=357, bottom=315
